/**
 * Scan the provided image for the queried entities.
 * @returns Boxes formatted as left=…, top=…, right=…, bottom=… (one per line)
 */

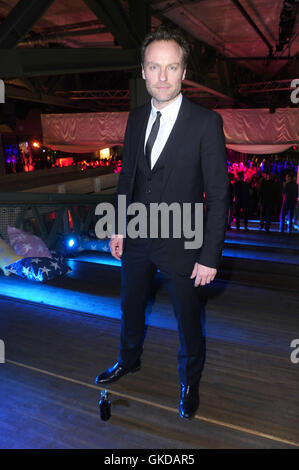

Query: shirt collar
left=151, top=93, right=182, bottom=122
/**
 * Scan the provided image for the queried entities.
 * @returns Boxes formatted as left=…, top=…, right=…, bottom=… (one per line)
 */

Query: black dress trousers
left=118, top=236, right=205, bottom=386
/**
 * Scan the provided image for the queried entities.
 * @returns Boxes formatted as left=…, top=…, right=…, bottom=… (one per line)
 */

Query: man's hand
left=190, top=262, right=217, bottom=287
left=109, top=234, right=124, bottom=260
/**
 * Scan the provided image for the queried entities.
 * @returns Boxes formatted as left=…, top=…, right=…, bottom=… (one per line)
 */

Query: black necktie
left=145, top=111, right=161, bottom=170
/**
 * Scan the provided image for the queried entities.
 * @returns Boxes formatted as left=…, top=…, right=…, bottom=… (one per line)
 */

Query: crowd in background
left=227, top=156, right=298, bottom=233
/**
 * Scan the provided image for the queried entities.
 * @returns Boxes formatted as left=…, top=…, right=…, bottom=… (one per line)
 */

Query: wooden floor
left=1, top=241, right=299, bottom=449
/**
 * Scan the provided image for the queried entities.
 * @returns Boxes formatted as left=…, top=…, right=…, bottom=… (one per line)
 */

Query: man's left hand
left=190, top=263, right=217, bottom=287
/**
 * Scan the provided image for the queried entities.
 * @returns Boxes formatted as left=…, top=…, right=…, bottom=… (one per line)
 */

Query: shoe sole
left=128, top=365, right=141, bottom=375
left=95, top=364, right=141, bottom=385
left=179, top=409, right=197, bottom=420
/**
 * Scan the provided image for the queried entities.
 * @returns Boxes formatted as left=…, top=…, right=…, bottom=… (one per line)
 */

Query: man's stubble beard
left=146, top=83, right=182, bottom=108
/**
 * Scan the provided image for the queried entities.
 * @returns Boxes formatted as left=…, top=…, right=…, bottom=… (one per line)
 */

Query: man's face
left=142, top=40, right=186, bottom=109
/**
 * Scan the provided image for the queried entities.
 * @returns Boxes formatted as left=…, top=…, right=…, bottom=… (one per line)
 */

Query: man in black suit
left=95, top=26, right=229, bottom=419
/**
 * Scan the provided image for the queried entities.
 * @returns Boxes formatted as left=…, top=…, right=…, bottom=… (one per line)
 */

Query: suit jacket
left=116, top=96, right=229, bottom=274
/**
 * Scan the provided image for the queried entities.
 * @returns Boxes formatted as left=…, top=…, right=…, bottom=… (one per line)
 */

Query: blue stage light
left=67, top=238, right=75, bottom=248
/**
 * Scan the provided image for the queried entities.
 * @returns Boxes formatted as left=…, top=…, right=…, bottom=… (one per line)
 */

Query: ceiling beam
left=0, top=48, right=140, bottom=78
left=19, top=26, right=109, bottom=47
left=238, top=79, right=298, bottom=94
left=0, top=0, right=55, bottom=48
left=127, top=0, right=151, bottom=44
left=5, top=84, right=86, bottom=108
left=82, top=0, right=140, bottom=49
left=231, top=0, right=273, bottom=57
left=183, top=79, right=235, bottom=103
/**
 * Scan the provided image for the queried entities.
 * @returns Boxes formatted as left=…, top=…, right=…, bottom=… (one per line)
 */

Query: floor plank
left=1, top=281, right=298, bottom=449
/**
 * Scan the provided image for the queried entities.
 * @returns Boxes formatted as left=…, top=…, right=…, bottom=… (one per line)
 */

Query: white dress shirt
left=144, top=93, right=182, bottom=170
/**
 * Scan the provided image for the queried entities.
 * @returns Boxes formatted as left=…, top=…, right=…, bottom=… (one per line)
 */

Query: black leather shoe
left=95, top=360, right=141, bottom=385
left=179, top=383, right=199, bottom=419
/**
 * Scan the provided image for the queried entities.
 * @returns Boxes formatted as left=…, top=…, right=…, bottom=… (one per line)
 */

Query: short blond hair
left=141, top=25, right=190, bottom=68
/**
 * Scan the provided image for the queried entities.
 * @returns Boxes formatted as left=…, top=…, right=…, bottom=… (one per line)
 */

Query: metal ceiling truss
left=82, top=0, right=142, bottom=48
left=0, top=0, right=55, bottom=48
left=55, top=86, right=234, bottom=108
left=0, top=0, right=296, bottom=110
left=56, top=89, right=130, bottom=101
left=0, top=0, right=151, bottom=110
left=238, top=79, right=298, bottom=94
left=231, top=0, right=273, bottom=57
left=0, top=48, right=140, bottom=78
left=19, top=26, right=109, bottom=47
left=5, top=84, right=85, bottom=108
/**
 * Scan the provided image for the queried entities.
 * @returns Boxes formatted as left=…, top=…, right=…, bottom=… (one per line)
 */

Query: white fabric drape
left=226, top=144, right=293, bottom=154
left=41, top=108, right=299, bottom=154
left=216, top=108, right=299, bottom=154
left=41, top=112, right=129, bottom=153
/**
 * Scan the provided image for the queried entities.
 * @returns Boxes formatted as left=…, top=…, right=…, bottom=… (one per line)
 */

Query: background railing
left=0, top=192, right=115, bottom=249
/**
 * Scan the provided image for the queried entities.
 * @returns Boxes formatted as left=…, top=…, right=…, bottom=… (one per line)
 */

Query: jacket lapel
left=129, top=104, right=151, bottom=194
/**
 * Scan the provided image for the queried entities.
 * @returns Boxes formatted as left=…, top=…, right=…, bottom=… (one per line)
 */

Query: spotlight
left=32, top=140, right=40, bottom=148
left=67, top=238, right=75, bottom=248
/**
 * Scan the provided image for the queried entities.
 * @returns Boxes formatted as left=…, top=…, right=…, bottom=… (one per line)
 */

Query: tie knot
left=156, top=111, right=161, bottom=120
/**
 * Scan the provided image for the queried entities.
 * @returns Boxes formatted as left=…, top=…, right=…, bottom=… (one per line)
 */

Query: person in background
left=280, top=172, right=298, bottom=233
left=271, top=174, right=283, bottom=222
left=234, top=172, right=250, bottom=231
left=227, top=173, right=235, bottom=230
left=259, top=173, right=275, bottom=232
